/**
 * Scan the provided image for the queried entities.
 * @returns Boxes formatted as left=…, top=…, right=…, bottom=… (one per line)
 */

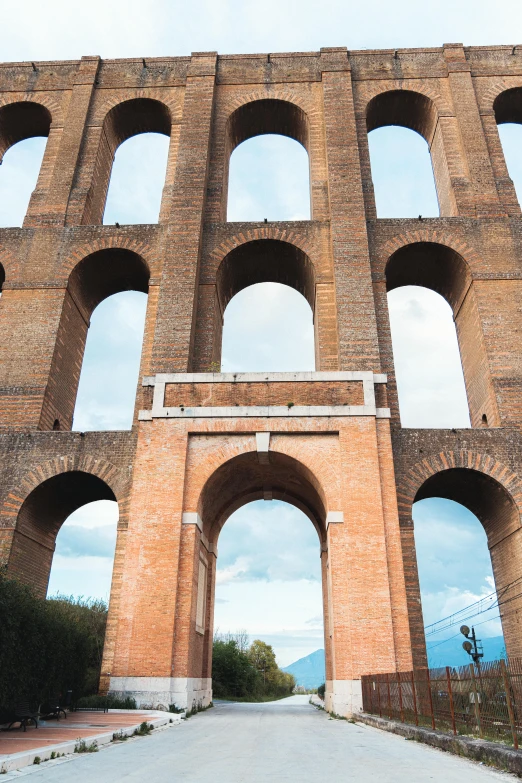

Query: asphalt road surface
left=5, top=695, right=517, bottom=782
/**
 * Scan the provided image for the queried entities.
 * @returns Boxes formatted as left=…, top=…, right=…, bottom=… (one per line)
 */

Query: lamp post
left=460, top=625, right=484, bottom=665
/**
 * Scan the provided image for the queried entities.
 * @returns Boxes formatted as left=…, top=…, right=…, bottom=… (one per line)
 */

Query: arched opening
left=103, top=133, right=170, bottom=225
left=215, top=239, right=316, bottom=371
left=412, top=468, right=521, bottom=663
left=42, top=249, right=149, bottom=432
left=0, top=101, right=51, bottom=227
left=494, top=88, right=522, bottom=208
left=72, top=291, right=147, bottom=431
left=367, top=127, right=438, bottom=218
left=0, top=263, right=4, bottom=295
left=85, top=98, right=171, bottom=225
left=214, top=499, right=324, bottom=692
left=387, top=287, right=469, bottom=428
left=7, top=471, right=117, bottom=599
left=47, top=499, right=118, bottom=601
left=188, top=448, right=329, bottom=704
left=221, top=283, right=315, bottom=372
left=366, top=90, right=452, bottom=216
left=385, top=242, right=496, bottom=428
left=227, top=136, right=310, bottom=221
left=224, top=99, right=310, bottom=221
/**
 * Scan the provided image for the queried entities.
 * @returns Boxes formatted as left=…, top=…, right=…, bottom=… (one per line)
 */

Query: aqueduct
left=1, top=44, right=522, bottom=715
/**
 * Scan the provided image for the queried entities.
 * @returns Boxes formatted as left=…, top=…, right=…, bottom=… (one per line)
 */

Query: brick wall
left=1, top=45, right=522, bottom=702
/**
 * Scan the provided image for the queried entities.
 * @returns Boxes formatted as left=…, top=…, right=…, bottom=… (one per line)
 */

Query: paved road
left=6, top=695, right=517, bottom=782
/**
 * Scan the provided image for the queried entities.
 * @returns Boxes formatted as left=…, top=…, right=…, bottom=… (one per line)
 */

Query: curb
left=0, top=710, right=182, bottom=775
left=357, top=712, right=522, bottom=777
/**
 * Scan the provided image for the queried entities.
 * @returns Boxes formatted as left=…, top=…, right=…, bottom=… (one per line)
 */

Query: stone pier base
left=325, top=679, right=363, bottom=717
left=109, top=677, right=212, bottom=712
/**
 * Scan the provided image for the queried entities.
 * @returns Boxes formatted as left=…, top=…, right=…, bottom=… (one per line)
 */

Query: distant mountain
left=428, top=635, right=505, bottom=669
left=283, top=649, right=325, bottom=688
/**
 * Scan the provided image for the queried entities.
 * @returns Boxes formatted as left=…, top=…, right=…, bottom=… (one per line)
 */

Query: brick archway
left=1, top=454, right=128, bottom=522
left=3, top=457, right=127, bottom=597
left=398, top=450, right=522, bottom=520
left=397, top=449, right=522, bottom=667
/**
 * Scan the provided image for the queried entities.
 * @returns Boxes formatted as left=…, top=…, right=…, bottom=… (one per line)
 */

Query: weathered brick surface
left=1, top=45, right=522, bottom=696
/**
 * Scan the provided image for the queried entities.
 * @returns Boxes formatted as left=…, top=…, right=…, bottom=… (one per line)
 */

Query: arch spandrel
left=0, top=455, right=129, bottom=522
left=183, top=433, right=340, bottom=544
left=385, top=241, right=472, bottom=313
left=2, top=458, right=126, bottom=597
left=91, top=89, right=183, bottom=128
left=398, top=450, right=522, bottom=548
left=216, top=238, right=316, bottom=312
left=226, top=98, right=310, bottom=152
left=356, top=81, right=452, bottom=131
left=478, top=78, right=522, bottom=116
left=66, top=247, right=150, bottom=318
left=63, top=236, right=161, bottom=279
left=207, top=228, right=316, bottom=276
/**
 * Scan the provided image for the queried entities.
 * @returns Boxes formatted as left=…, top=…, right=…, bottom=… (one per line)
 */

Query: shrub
left=0, top=573, right=108, bottom=711
left=317, top=683, right=325, bottom=700
left=75, top=694, right=137, bottom=710
left=74, top=738, right=98, bottom=754
left=133, top=721, right=153, bottom=736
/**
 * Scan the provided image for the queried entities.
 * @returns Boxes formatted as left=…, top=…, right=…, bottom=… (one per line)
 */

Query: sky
left=1, top=0, right=522, bottom=668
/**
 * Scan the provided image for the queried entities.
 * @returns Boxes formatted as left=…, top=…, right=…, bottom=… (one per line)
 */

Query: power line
left=426, top=589, right=522, bottom=652
left=427, top=615, right=502, bottom=651
left=424, top=575, right=522, bottom=637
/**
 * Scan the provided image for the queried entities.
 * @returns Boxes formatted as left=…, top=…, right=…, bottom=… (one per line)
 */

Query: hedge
left=0, top=572, right=107, bottom=710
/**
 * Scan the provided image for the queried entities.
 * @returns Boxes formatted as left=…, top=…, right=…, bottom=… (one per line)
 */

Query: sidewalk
left=0, top=709, right=181, bottom=773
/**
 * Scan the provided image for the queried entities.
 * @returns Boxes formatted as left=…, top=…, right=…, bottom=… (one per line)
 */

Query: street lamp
left=460, top=625, right=484, bottom=665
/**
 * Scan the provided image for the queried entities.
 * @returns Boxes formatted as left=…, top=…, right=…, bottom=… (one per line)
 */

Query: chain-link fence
left=361, top=658, right=522, bottom=747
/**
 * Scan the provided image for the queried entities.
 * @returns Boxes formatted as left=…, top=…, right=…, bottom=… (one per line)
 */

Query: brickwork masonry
left=1, top=45, right=522, bottom=716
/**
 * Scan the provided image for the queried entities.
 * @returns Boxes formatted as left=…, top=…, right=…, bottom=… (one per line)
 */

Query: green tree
left=248, top=639, right=277, bottom=685
left=212, top=639, right=261, bottom=698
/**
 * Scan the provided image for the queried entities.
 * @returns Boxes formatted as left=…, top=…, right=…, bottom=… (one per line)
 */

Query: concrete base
left=109, top=677, right=212, bottom=712
left=358, top=712, right=522, bottom=778
left=325, top=679, right=362, bottom=717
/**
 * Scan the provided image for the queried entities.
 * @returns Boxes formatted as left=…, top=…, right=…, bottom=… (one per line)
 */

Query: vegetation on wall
left=0, top=571, right=107, bottom=711
left=212, top=632, right=295, bottom=701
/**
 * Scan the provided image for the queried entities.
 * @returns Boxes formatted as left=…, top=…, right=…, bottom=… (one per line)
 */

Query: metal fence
left=361, top=658, right=522, bottom=748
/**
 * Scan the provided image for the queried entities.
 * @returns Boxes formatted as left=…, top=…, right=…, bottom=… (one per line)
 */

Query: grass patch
left=74, top=738, right=98, bottom=753
left=133, top=721, right=154, bottom=736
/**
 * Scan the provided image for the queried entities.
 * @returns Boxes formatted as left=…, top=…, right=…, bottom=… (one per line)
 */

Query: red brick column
left=151, top=53, right=217, bottom=373
left=321, top=49, right=381, bottom=373
left=0, top=284, right=67, bottom=430
left=26, top=57, right=100, bottom=227
left=325, top=418, right=411, bottom=714
left=443, top=44, right=504, bottom=218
